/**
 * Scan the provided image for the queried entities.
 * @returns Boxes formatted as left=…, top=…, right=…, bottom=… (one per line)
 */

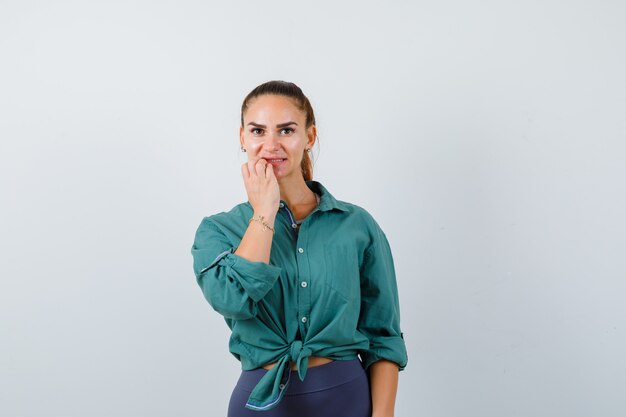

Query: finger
left=241, top=162, right=250, bottom=179
left=247, top=159, right=258, bottom=177
left=265, top=162, right=274, bottom=179
left=255, top=158, right=267, bottom=178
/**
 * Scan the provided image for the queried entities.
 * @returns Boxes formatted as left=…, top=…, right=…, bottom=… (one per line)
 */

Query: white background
left=1, top=1, right=625, bottom=416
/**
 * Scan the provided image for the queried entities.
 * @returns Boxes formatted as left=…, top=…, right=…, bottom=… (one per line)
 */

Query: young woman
left=191, top=80, right=408, bottom=416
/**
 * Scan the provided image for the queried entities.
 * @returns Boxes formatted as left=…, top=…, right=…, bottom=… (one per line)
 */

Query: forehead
left=245, top=95, right=304, bottom=122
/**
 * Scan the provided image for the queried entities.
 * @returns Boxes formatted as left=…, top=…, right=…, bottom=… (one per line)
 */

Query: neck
left=277, top=176, right=316, bottom=208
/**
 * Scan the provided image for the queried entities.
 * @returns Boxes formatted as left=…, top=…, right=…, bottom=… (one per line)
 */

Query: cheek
left=247, top=141, right=263, bottom=151
left=286, top=140, right=305, bottom=152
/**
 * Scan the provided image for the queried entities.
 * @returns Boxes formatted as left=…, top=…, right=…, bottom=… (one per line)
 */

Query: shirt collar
left=243, top=180, right=348, bottom=213
left=305, top=180, right=349, bottom=213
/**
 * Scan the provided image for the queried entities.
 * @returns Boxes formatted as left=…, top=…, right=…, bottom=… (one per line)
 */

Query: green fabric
left=191, top=180, right=408, bottom=411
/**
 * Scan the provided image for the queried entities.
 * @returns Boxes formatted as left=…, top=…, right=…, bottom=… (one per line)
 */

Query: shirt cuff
left=201, top=247, right=282, bottom=302
left=359, top=333, right=408, bottom=372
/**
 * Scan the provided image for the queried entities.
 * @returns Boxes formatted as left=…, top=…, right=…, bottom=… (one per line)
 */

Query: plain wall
left=1, top=1, right=625, bottom=416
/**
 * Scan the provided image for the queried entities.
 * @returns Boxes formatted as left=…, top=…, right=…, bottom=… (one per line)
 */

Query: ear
left=306, top=125, right=317, bottom=148
left=239, top=126, right=245, bottom=148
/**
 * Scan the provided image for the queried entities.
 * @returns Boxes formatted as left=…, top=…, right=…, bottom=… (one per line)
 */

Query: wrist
left=253, top=210, right=276, bottom=223
left=250, top=213, right=276, bottom=234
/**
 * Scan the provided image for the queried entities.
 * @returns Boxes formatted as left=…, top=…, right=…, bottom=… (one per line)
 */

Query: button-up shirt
left=190, top=180, right=408, bottom=411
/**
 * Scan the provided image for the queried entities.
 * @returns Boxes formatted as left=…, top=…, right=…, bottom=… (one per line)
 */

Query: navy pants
left=227, top=358, right=372, bottom=417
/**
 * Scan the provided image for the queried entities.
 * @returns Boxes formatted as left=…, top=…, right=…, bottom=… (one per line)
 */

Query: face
left=240, top=94, right=315, bottom=182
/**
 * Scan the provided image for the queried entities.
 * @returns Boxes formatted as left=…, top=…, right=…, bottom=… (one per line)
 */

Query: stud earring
left=241, top=146, right=246, bottom=152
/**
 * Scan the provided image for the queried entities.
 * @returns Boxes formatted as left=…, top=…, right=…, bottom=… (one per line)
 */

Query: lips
left=263, top=158, right=287, bottom=168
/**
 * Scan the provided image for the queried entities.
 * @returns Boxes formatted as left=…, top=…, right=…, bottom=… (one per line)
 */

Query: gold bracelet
left=249, top=215, right=275, bottom=234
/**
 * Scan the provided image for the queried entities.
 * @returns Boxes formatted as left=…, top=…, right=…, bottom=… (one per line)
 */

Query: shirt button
left=279, top=202, right=285, bottom=208
left=291, top=223, right=298, bottom=228
left=301, top=316, right=307, bottom=323
left=301, top=281, right=307, bottom=288
left=279, top=383, right=285, bottom=390
left=298, top=248, right=304, bottom=253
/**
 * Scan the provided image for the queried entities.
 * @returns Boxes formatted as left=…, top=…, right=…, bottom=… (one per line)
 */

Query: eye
left=281, top=128, right=294, bottom=134
left=250, top=128, right=263, bottom=135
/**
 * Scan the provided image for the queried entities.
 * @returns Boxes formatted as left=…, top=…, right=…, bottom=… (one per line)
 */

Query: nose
left=263, top=132, right=280, bottom=151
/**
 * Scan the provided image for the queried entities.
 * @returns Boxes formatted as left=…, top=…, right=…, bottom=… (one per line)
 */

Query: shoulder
left=197, top=202, right=253, bottom=234
left=342, top=200, right=376, bottom=220
left=333, top=199, right=386, bottom=239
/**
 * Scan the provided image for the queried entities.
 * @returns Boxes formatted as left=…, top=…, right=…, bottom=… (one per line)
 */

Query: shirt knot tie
left=244, top=339, right=313, bottom=411
left=290, top=340, right=312, bottom=381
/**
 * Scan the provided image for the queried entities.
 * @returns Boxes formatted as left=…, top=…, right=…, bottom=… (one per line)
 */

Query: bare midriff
left=261, top=356, right=333, bottom=371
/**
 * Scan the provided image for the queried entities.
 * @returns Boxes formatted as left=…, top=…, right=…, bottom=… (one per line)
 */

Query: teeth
left=269, top=159, right=284, bottom=162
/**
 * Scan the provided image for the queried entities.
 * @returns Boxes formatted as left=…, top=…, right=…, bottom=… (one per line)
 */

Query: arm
left=234, top=208, right=277, bottom=263
left=191, top=158, right=281, bottom=320
left=370, top=359, right=399, bottom=417
left=191, top=214, right=281, bottom=320
left=357, top=222, right=408, bottom=416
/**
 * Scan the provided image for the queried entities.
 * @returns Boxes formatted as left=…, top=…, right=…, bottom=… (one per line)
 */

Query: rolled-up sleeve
left=191, top=217, right=282, bottom=320
left=357, top=224, right=408, bottom=372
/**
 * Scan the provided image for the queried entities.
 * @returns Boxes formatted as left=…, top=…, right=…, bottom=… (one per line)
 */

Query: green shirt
left=191, top=180, right=408, bottom=411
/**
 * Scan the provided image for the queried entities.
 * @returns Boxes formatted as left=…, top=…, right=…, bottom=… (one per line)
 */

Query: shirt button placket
left=296, top=245, right=309, bottom=336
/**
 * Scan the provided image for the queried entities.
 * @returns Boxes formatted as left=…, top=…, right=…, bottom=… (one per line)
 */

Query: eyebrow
left=247, top=121, right=298, bottom=128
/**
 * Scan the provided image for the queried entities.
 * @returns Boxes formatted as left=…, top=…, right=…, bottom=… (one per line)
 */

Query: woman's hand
left=241, top=158, right=280, bottom=217
left=234, top=158, right=278, bottom=264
